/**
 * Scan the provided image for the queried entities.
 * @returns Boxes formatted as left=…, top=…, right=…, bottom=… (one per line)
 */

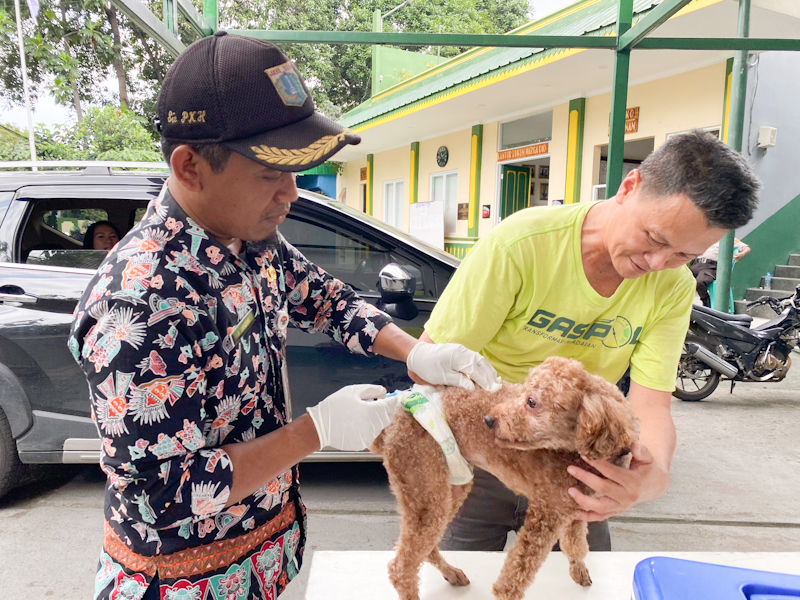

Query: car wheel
left=0, top=406, right=24, bottom=499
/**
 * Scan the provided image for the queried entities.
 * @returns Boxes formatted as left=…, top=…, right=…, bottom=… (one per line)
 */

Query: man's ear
left=169, top=145, right=205, bottom=193
left=614, top=169, right=642, bottom=206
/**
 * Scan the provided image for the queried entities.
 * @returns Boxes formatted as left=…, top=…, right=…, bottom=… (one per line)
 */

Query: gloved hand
left=306, top=384, right=398, bottom=451
left=406, top=342, right=502, bottom=392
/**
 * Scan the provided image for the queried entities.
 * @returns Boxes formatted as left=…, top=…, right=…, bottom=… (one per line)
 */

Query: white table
left=305, top=551, right=800, bottom=599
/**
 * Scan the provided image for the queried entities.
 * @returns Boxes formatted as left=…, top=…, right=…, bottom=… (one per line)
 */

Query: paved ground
left=1, top=360, right=798, bottom=599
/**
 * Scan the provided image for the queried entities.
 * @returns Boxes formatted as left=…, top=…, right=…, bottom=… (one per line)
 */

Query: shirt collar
left=147, top=184, right=242, bottom=277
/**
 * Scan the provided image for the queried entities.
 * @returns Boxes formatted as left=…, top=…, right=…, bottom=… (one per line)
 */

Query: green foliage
left=1, top=0, right=532, bottom=133
left=1, top=106, right=161, bottom=162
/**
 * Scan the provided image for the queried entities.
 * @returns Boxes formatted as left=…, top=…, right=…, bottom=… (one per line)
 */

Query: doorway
left=594, top=137, right=655, bottom=200
left=499, top=165, right=531, bottom=220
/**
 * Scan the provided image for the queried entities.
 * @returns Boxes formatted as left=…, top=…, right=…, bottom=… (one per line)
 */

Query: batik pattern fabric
left=70, top=186, right=392, bottom=600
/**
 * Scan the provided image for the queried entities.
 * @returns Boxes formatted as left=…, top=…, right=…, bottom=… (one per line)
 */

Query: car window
left=280, top=215, right=429, bottom=296
left=0, top=192, right=13, bottom=227
left=280, top=215, right=390, bottom=293
left=26, top=249, right=109, bottom=270
left=42, top=209, right=108, bottom=245
left=17, top=197, right=149, bottom=266
left=133, top=207, right=147, bottom=225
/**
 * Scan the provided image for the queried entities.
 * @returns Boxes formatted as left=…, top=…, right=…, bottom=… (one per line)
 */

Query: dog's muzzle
left=484, top=415, right=496, bottom=428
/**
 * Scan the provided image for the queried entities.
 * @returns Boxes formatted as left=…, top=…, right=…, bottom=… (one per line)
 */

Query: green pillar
left=606, top=0, right=633, bottom=198
left=410, top=142, right=419, bottom=204
left=565, top=98, right=586, bottom=204
left=366, top=154, right=374, bottom=216
left=203, top=0, right=218, bottom=32
left=468, top=125, right=483, bottom=238
left=163, top=0, right=177, bottom=34
left=715, top=0, right=750, bottom=314
left=371, top=10, right=382, bottom=97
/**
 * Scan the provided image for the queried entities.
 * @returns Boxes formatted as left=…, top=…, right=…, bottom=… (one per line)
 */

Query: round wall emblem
left=436, top=146, right=449, bottom=168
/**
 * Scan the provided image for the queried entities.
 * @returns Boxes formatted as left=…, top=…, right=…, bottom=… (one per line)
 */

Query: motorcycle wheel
left=673, top=335, right=721, bottom=401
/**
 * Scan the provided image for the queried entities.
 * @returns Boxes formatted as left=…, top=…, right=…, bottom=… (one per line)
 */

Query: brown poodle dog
left=370, top=356, right=639, bottom=600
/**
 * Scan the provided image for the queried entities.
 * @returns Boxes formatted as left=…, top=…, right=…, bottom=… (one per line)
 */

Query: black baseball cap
left=155, top=31, right=360, bottom=172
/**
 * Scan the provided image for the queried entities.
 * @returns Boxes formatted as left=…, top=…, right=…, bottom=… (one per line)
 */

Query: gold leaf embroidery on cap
left=250, top=129, right=354, bottom=166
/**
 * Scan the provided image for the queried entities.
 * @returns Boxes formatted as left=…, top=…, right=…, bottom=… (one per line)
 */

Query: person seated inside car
left=83, top=220, right=121, bottom=252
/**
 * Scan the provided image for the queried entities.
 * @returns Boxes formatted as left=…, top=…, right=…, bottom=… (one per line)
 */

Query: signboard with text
left=409, top=201, right=445, bottom=250
left=497, top=142, right=549, bottom=162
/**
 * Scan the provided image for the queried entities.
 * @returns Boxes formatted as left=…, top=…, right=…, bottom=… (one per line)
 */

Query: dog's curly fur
left=370, top=356, right=639, bottom=600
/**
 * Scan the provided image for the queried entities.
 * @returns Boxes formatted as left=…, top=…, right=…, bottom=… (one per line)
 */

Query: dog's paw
left=440, top=564, right=470, bottom=587
left=569, top=561, right=592, bottom=587
left=492, top=581, right=523, bottom=600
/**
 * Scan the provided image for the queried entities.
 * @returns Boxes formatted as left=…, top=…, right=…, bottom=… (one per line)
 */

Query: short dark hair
left=83, top=220, right=122, bottom=249
left=159, top=139, right=233, bottom=173
left=638, top=130, right=760, bottom=230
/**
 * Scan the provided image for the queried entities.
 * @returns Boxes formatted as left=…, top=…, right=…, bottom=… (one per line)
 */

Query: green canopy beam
left=111, top=0, right=185, bottom=57
left=227, top=29, right=800, bottom=53
left=228, top=30, right=617, bottom=49
left=177, top=0, right=214, bottom=37
left=618, top=0, right=693, bottom=50
left=638, top=37, right=800, bottom=51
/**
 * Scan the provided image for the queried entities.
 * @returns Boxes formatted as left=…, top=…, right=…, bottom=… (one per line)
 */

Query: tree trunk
left=106, top=5, right=129, bottom=109
left=135, top=28, right=165, bottom=85
left=59, top=0, right=83, bottom=122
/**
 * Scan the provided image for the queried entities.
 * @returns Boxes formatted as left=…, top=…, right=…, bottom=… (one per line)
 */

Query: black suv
left=0, top=163, right=459, bottom=498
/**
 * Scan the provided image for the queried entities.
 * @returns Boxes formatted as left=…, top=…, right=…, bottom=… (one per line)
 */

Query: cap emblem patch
left=265, top=62, right=308, bottom=107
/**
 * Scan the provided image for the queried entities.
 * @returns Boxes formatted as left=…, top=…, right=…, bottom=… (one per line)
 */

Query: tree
left=0, top=105, right=162, bottom=162
left=1, top=0, right=531, bottom=127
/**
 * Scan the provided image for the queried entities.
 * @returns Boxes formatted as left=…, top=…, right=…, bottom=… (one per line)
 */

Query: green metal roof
left=340, top=0, right=664, bottom=131
left=297, top=162, right=340, bottom=175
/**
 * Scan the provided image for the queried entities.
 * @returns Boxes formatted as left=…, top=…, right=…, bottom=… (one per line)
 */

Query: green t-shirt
left=425, top=202, right=694, bottom=391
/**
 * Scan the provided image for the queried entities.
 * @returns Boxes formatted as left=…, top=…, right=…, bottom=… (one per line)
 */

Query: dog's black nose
left=484, top=415, right=495, bottom=428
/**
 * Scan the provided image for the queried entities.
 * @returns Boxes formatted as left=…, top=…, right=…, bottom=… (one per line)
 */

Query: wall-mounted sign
left=410, top=200, right=445, bottom=250
left=608, top=107, right=640, bottom=135
left=436, top=146, right=449, bottom=167
left=457, top=203, right=469, bottom=220
left=360, top=167, right=367, bottom=181
left=497, top=142, right=549, bottom=162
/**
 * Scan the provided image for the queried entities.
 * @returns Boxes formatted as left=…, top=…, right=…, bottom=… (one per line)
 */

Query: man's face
left=200, top=151, right=298, bottom=243
left=606, top=171, right=728, bottom=280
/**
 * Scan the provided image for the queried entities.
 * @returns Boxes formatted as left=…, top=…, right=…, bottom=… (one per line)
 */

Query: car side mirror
left=377, top=263, right=418, bottom=321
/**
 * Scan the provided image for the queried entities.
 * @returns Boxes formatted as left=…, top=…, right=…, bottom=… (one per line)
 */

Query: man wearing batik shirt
left=70, top=33, right=500, bottom=600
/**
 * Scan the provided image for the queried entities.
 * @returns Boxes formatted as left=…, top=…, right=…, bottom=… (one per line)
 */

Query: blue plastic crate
left=633, top=557, right=800, bottom=600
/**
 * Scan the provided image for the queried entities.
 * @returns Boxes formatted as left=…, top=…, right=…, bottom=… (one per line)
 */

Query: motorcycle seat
left=692, top=304, right=754, bottom=326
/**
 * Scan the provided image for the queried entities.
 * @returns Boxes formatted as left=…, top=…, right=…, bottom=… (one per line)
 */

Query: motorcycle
left=674, top=284, right=800, bottom=401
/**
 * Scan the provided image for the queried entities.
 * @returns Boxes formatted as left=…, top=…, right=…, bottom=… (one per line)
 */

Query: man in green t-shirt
left=413, top=131, right=760, bottom=551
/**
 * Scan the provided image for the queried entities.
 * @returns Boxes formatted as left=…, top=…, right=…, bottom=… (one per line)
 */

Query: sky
left=2, top=0, right=576, bottom=131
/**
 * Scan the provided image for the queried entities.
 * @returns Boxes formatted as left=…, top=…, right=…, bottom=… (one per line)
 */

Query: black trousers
left=691, top=260, right=717, bottom=307
left=439, top=468, right=611, bottom=551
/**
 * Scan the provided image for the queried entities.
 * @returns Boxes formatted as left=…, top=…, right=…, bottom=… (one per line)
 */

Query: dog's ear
left=575, top=382, right=638, bottom=460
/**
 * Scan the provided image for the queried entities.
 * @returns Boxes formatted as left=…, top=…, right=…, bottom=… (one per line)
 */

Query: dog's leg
left=559, top=520, right=592, bottom=586
left=389, top=506, right=452, bottom=600
left=424, top=483, right=472, bottom=586
left=492, top=506, right=560, bottom=600
left=426, top=547, right=470, bottom=586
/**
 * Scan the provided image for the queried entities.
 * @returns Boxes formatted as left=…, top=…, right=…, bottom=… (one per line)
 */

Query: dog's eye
left=527, top=397, right=537, bottom=409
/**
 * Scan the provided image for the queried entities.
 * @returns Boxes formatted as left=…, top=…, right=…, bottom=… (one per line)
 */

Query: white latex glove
left=406, top=342, right=502, bottom=392
left=306, top=384, right=398, bottom=451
